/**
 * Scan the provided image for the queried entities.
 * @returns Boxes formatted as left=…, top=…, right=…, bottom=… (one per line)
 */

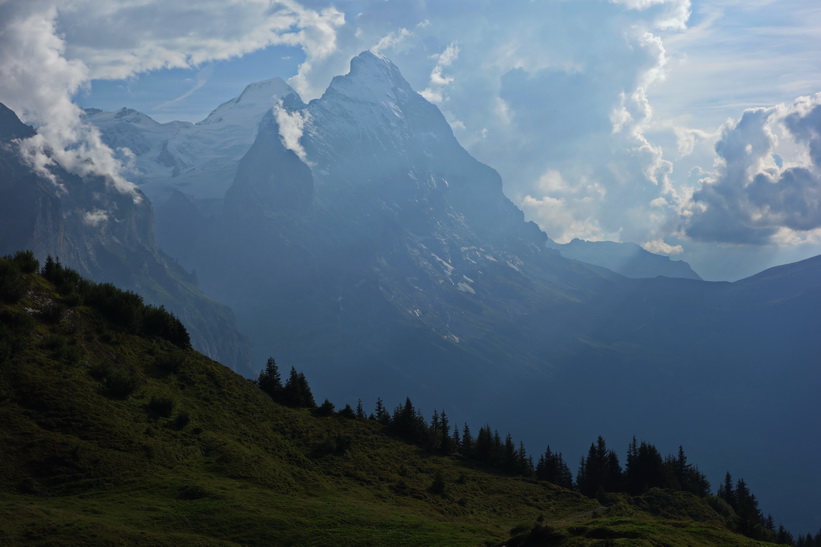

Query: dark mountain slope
left=0, top=103, right=253, bottom=374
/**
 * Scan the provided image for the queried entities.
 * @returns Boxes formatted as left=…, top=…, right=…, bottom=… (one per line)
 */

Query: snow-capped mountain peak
left=85, top=78, right=304, bottom=201
left=199, top=77, right=299, bottom=126
left=323, top=50, right=414, bottom=104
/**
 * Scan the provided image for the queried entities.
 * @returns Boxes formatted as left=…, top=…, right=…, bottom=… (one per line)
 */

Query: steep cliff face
left=223, top=107, right=314, bottom=222
left=0, top=103, right=254, bottom=375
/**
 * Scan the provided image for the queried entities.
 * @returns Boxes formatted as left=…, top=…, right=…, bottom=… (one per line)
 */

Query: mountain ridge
left=548, top=238, right=702, bottom=280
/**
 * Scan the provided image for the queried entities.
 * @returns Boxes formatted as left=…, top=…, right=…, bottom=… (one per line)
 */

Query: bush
left=338, top=404, right=356, bottom=419
left=313, top=434, right=352, bottom=457
left=142, top=305, right=190, bottom=348
left=0, top=309, right=34, bottom=361
left=155, top=349, right=188, bottom=374
left=41, top=257, right=88, bottom=297
left=429, top=470, right=446, bottom=495
left=105, top=369, right=139, bottom=398
left=11, top=250, right=39, bottom=274
left=57, top=344, right=85, bottom=366
left=85, top=283, right=143, bottom=331
left=0, top=260, right=27, bottom=303
left=42, top=334, right=68, bottom=351
left=314, top=399, right=335, bottom=417
left=90, top=361, right=138, bottom=399
left=148, top=396, right=175, bottom=418
left=173, top=411, right=191, bottom=429
left=40, top=302, right=65, bottom=324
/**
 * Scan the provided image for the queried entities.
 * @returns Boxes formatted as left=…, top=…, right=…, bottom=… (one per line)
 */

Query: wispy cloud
left=420, top=43, right=459, bottom=104
left=154, top=66, right=214, bottom=112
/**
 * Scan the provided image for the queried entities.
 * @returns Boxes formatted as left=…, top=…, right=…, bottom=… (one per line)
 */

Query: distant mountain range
left=1, top=51, right=819, bottom=533
left=547, top=239, right=702, bottom=280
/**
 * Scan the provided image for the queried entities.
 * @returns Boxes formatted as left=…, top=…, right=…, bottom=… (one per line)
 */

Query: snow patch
left=431, top=253, right=454, bottom=275
left=456, top=282, right=475, bottom=294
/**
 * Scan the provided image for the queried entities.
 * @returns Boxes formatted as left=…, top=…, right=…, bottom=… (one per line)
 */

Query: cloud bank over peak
left=682, top=94, right=821, bottom=245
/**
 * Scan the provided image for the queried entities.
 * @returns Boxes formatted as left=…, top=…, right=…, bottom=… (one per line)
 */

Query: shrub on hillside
left=90, top=361, right=139, bottom=399
left=0, top=260, right=27, bottom=303
left=11, top=250, right=39, bottom=274
left=155, top=349, right=188, bottom=374
left=148, top=396, right=175, bottom=418
left=173, top=411, right=190, bottom=429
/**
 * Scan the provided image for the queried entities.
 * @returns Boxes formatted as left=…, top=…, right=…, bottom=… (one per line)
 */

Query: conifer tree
left=373, top=398, right=391, bottom=425
left=503, top=434, right=517, bottom=473
left=475, top=425, right=493, bottom=463
left=389, top=398, right=427, bottom=443
left=718, top=472, right=736, bottom=508
left=624, top=438, right=664, bottom=495
left=461, top=423, right=474, bottom=456
left=338, top=403, right=356, bottom=419
left=451, top=425, right=461, bottom=452
left=536, top=446, right=574, bottom=489
left=439, top=410, right=454, bottom=455
left=734, top=478, right=765, bottom=539
left=577, top=436, right=622, bottom=497
left=257, top=357, right=283, bottom=402
left=282, top=366, right=316, bottom=408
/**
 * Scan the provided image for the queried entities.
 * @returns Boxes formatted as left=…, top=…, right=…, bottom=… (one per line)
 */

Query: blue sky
left=1, top=0, right=820, bottom=280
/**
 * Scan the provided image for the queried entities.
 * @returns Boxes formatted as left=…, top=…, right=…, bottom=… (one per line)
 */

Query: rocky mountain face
left=0, top=103, right=253, bottom=375
left=83, top=52, right=820, bottom=533
left=172, top=52, right=619, bottom=401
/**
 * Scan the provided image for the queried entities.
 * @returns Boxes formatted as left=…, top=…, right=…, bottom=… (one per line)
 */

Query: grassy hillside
left=0, top=255, right=779, bottom=545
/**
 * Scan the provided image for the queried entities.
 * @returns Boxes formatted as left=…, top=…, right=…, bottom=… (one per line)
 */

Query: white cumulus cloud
left=273, top=100, right=311, bottom=163
left=682, top=93, right=821, bottom=244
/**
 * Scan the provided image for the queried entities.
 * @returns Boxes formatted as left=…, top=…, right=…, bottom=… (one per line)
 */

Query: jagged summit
left=322, top=50, right=415, bottom=103
left=199, top=77, right=300, bottom=126
left=303, top=50, right=458, bottom=172
left=114, top=107, right=158, bottom=125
